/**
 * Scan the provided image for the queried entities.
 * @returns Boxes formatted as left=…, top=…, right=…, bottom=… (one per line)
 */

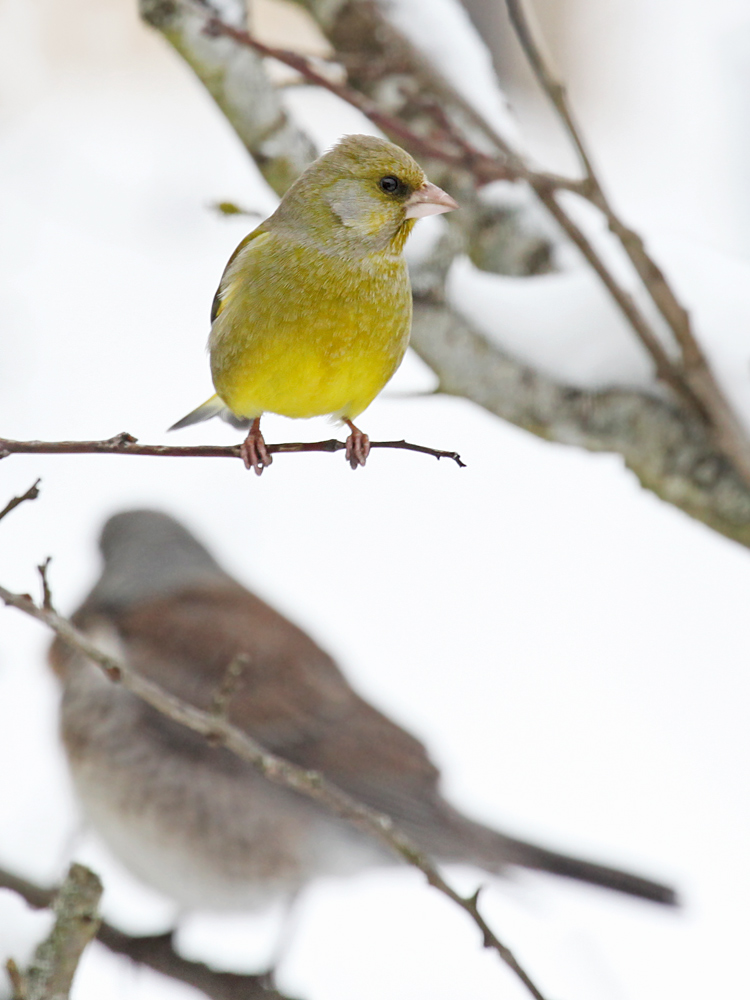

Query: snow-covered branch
left=139, top=0, right=315, bottom=194
left=137, top=0, right=750, bottom=547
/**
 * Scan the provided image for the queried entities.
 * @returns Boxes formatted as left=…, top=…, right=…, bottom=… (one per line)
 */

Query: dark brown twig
left=37, top=557, right=54, bottom=612
left=191, top=9, right=701, bottom=404
left=0, top=866, right=294, bottom=1000
left=188, top=1, right=750, bottom=486
left=0, top=585, right=546, bottom=1000
left=0, top=479, right=41, bottom=523
left=504, top=0, right=750, bottom=484
left=199, top=10, right=516, bottom=185
left=0, top=433, right=465, bottom=467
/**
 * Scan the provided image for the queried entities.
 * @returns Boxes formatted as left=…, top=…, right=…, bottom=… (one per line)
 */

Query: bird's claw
left=344, top=424, right=370, bottom=470
left=240, top=425, right=272, bottom=476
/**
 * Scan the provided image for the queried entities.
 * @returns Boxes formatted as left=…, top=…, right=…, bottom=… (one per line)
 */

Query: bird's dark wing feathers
left=104, top=585, right=444, bottom=820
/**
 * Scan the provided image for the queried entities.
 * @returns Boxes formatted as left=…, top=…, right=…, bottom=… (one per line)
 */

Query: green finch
left=170, top=134, right=458, bottom=474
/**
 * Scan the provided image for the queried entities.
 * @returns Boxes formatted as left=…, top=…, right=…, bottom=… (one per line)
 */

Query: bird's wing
left=210, top=227, right=270, bottom=324
left=74, top=584, right=445, bottom=827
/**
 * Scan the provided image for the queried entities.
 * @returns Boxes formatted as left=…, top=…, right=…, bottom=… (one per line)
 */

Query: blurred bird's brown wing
left=93, top=584, right=447, bottom=826
left=62, top=581, right=678, bottom=903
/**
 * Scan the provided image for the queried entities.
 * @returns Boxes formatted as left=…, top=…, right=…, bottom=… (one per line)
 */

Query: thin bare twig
left=0, top=585, right=546, bottom=1000
left=37, top=557, right=54, bottom=612
left=0, top=480, right=40, bottom=523
left=0, top=433, right=465, bottom=468
left=0, top=866, right=294, bottom=1000
left=190, top=0, right=750, bottom=486
left=504, top=0, right=750, bottom=484
left=189, top=10, right=702, bottom=399
left=198, top=8, right=516, bottom=185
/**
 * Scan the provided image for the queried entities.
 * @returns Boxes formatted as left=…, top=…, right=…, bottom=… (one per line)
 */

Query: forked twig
left=184, top=0, right=750, bottom=486
left=504, top=0, right=750, bottom=483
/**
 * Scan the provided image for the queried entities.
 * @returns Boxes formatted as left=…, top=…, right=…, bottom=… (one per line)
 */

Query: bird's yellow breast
left=209, top=232, right=412, bottom=422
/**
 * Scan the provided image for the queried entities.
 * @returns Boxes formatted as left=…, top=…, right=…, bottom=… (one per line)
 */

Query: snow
left=1, top=2, right=750, bottom=1000
left=447, top=222, right=750, bottom=427
left=384, top=0, right=522, bottom=147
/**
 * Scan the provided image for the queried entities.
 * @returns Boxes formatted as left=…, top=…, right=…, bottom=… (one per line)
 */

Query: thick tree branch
left=0, top=587, right=547, bottom=1000
left=0, top=867, right=294, bottom=1000
left=10, top=863, right=102, bottom=1000
left=190, top=2, right=750, bottom=487
left=194, top=5, right=699, bottom=415
left=136, top=0, right=750, bottom=535
left=0, top=433, right=464, bottom=467
left=504, top=0, right=750, bottom=488
left=139, top=0, right=315, bottom=195
left=410, top=296, right=750, bottom=547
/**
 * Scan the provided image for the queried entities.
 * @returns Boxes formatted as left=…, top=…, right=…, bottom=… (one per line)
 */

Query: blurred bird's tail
left=429, top=807, right=678, bottom=906
left=169, top=395, right=251, bottom=432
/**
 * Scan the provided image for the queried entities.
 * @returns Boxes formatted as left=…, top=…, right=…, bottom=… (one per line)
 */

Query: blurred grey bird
left=50, top=510, right=677, bottom=914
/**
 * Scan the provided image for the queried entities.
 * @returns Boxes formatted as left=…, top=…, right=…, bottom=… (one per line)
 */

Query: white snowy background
left=1, top=0, right=750, bottom=998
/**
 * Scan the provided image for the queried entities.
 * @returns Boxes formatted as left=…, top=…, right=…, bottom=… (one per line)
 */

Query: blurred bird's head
left=274, top=134, right=458, bottom=256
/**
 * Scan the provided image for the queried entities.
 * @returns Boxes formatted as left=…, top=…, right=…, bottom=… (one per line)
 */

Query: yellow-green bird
left=170, top=134, right=458, bottom=474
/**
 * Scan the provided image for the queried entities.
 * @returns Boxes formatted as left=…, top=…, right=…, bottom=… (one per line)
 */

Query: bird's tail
left=431, top=807, right=678, bottom=906
left=169, top=395, right=251, bottom=431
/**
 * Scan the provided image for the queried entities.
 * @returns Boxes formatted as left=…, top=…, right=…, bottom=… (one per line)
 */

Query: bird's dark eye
left=379, top=175, right=402, bottom=194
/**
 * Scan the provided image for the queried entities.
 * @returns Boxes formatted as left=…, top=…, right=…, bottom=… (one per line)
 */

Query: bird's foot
left=344, top=421, right=370, bottom=470
left=240, top=419, right=272, bottom=475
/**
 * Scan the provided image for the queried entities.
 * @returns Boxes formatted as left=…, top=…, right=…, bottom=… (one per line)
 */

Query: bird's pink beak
left=404, top=181, right=459, bottom=219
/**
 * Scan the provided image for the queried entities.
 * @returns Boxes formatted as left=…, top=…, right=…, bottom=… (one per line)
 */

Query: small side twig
left=0, top=585, right=546, bottom=1000
left=37, top=557, right=54, bottom=612
left=210, top=651, right=250, bottom=721
left=211, top=200, right=264, bottom=218
left=0, top=434, right=465, bottom=468
left=505, top=0, right=750, bottom=485
left=0, top=479, right=41, bottom=523
left=5, top=959, right=25, bottom=1000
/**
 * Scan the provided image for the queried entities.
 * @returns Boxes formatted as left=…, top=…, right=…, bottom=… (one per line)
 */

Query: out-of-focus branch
left=191, top=7, right=737, bottom=418
left=409, top=300, right=750, bottom=548
left=137, top=0, right=750, bottom=536
left=186, top=5, right=711, bottom=418
left=504, top=0, right=750, bottom=489
left=409, top=228, right=750, bottom=547
left=139, top=0, right=315, bottom=195
left=0, top=586, right=548, bottom=1000
left=8, top=863, right=102, bottom=1000
left=0, top=866, right=293, bottom=1000
left=0, top=432, right=464, bottom=467
left=141, top=0, right=556, bottom=277
left=0, top=480, right=40, bottom=523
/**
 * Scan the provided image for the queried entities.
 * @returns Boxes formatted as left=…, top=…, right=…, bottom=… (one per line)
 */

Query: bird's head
left=274, top=134, right=458, bottom=256
left=90, top=510, right=233, bottom=611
